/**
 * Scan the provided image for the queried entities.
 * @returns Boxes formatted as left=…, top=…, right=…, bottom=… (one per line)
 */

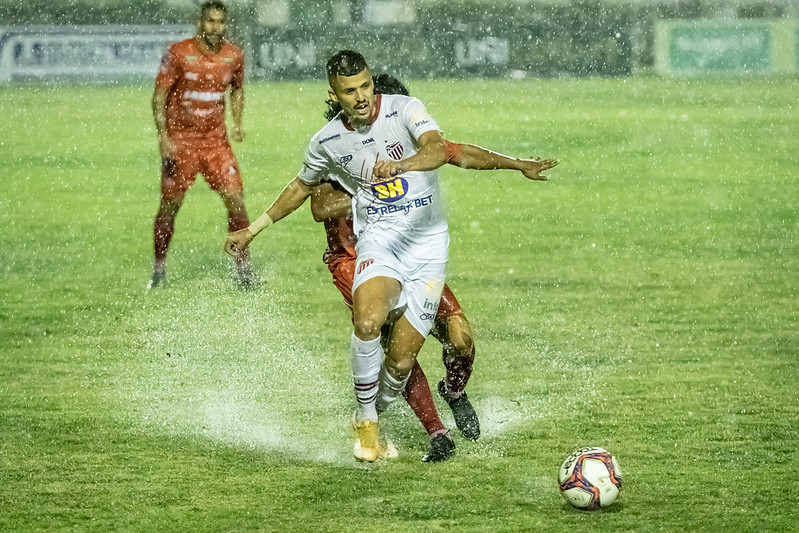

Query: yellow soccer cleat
left=353, top=419, right=380, bottom=462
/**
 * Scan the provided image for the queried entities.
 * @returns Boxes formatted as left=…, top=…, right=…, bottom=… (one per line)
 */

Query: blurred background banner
left=655, top=18, right=799, bottom=75
left=0, top=0, right=797, bottom=83
left=0, top=25, right=192, bottom=82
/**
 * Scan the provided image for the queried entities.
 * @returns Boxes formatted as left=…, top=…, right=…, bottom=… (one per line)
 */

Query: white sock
left=376, top=365, right=411, bottom=413
left=350, top=332, right=383, bottom=423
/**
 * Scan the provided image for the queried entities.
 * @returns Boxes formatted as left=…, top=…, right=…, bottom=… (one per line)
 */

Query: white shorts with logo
left=352, top=232, right=447, bottom=337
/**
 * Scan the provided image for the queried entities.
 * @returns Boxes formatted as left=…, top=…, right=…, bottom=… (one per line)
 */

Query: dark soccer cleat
left=422, top=431, right=455, bottom=463
left=438, top=379, right=480, bottom=441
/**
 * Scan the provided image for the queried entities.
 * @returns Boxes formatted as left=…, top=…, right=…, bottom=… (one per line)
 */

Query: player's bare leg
left=350, top=276, right=401, bottom=461
left=432, top=314, right=480, bottom=440
left=378, top=313, right=425, bottom=408
left=381, top=314, right=456, bottom=462
left=219, top=191, right=257, bottom=289
left=150, top=194, right=184, bottom=289
left=378, top=309, right=449, bottom=457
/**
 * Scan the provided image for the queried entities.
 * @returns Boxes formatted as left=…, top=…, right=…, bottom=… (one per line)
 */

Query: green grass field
left=1, top=76, right=797, bottom=531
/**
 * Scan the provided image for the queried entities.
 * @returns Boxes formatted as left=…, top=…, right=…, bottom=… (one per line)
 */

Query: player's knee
left=446, top=316, right=475, bottom=356
left=158, top=196, right=183, bottom=215
left=353, top=314, right=384, bottom=340
left=384, top=353, right=414, bottom=377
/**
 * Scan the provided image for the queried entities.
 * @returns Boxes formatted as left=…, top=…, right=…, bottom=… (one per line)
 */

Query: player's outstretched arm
left=224, top=177, right=314, bottom=257
left=447, top=142, right=559, bottom=181
left=373, top=130, right=448, bottom=179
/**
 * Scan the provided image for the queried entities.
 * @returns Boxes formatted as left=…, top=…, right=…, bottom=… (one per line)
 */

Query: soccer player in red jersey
left=149, top=1, right=255, bottom=289
left=307, top=74, right=558, bottom=461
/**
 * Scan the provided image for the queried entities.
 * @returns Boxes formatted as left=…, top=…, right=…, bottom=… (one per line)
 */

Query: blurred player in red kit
left=149, top=0, right=256, bottom=289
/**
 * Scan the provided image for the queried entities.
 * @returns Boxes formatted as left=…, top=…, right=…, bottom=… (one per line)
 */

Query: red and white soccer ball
left=558, top=447, right=622, bottom=510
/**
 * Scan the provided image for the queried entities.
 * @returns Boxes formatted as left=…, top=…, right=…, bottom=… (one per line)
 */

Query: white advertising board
left=0, top=25, right=192, bottom=82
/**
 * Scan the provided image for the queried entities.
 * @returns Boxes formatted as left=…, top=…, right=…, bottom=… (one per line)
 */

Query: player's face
left=329, top=69, right=375, bottom=128
left=198, top=8, right=227, bottom=49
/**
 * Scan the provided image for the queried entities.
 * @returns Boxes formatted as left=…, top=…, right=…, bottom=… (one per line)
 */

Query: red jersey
left=155, top=37, right=244, bottom=144
left=322, top=216, right=358, bottom=270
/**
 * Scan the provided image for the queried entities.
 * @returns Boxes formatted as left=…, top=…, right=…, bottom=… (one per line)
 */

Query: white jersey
left=298, top=93, right=448, bottom=263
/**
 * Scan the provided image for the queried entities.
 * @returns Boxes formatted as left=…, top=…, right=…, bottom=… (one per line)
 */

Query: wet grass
left=1, top=77, right=798, bottom=531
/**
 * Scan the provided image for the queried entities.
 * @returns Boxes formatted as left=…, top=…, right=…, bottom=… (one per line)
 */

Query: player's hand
left=231, top=124, right=245, bottom=143
left=521, top=157, right=559, bottom=181
left=224, top=228, right=254, bottom=257
left=373, top=160, right=403, bottom=180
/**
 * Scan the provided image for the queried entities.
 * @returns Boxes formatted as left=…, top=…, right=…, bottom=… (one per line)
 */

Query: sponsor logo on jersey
left=371, top=177, right=408, bottom=203
left=183, top=90, right=225, bottom=102
left=414, top=119, right=431, bottom=128
left=354, top=138, right=375, bottom=151
left=356, top=258, right=374, bottom=274
left=384, top=110, right=398, bottom=119
left=319, top=133, right=341, bottom=145
left=185, top=55, right=198, bottom=63
left=419, top=312, right=436, bottom=322
left=339, top=154, right=352, bottom=165
left=385, top=141, right=404, bottom=161
left=185, top=72, right=198, bottom=80
left=423, top=299, right=437, bottom=311
left=365, top=194, right=433, bottom=216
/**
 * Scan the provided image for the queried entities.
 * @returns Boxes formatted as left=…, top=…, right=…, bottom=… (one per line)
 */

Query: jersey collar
left=194, top=35, right=225, bottom=56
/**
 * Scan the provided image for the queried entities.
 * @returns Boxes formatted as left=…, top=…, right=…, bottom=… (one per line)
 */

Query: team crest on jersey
left=385, top=141, right=404, bottom=160
left=371, top=177, right=409, bottom=203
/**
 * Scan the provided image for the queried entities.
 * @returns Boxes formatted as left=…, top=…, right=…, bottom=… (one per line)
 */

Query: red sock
left=403, top=361, right=446, bottom=436
left=443, top=344, right=475, bottom=396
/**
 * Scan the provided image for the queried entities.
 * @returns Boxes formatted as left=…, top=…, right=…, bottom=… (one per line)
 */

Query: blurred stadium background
left=1, top=0, right=798, bottom=83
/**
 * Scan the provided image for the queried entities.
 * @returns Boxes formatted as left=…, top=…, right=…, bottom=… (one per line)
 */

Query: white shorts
left=352, top=233, right=447, bottom=337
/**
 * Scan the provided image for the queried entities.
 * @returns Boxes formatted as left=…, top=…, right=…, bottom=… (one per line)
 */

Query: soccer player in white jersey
left=226, top=50, right=453, bottom=462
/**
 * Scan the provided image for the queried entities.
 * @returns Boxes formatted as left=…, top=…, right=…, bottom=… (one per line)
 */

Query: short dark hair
left=200, top=1, right=227, bottom=17
left=324, top=73, right=409, bottom=121
left=326, top=50, right=370, bottom=84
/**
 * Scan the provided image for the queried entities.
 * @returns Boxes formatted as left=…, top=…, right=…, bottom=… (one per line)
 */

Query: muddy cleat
left=422, top=431, right=455, bottom=463
left=378, top=433, right=399, bottom=459
left=147, top=270, right=166, bottom=290
left=353, top=419, right=380, bottom=462
left=438, top=379, right=480, bottom=440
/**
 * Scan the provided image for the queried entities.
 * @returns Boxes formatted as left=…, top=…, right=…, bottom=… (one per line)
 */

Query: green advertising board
left=656, top=19, right=799, bottom=76
left=670, top=22, right=770, bottom=72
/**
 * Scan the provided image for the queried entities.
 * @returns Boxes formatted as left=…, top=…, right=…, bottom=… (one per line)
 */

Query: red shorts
left=161, top=140, right=242, bottom=201
left=327, top=252, right=464, bottom=320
